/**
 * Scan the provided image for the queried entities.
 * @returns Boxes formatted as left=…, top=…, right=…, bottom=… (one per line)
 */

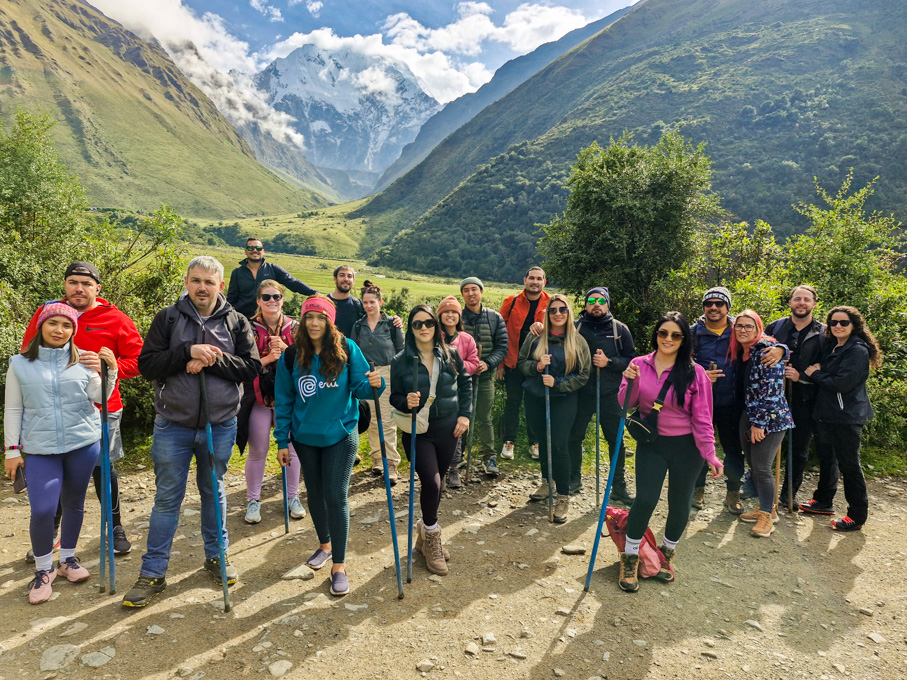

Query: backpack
left=602, top=506, right=667, bottom=578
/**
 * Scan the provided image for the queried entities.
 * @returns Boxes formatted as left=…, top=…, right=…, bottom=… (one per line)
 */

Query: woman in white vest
left=4, top=303, right=117, bottom=604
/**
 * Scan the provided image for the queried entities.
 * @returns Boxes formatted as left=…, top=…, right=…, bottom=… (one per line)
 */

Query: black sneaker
left=800, top=499, right=834, bottom=515
left=113, top=526, right=132, bottom=554
left=204, top=555, right=238, bottom=586
left=122, top=574, right=166, bottom=608
left=611, top=485, right=636, bottom=506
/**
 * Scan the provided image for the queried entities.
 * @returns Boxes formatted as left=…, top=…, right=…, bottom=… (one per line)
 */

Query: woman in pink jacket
left=616, top=311, right=723, bottom=592
left=438, top=296, right=478, bottom=488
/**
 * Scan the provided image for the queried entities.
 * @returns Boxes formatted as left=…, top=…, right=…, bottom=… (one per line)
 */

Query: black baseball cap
left=64, top=261, right=100, bottom=283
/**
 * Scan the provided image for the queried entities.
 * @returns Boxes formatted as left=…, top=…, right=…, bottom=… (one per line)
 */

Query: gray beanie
left=459, top=276, right=484, bottom=292
left=702, top=286, right=732, bottom=307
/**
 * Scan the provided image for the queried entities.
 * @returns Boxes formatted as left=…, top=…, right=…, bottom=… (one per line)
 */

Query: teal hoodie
left=273, top=340, right=384, bottom=448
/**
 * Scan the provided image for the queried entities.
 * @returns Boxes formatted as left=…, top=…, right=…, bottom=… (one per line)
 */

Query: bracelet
left=3, top=445, right=21, bottom=452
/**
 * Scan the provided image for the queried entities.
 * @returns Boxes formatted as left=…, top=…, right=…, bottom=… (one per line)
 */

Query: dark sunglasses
left=259, top=293, right=283, bottom=302
left=246, top=245, right=264, bottom=251
left=411, top=319, right=437, bottom=330
left=656, top=329, right=684, bottom=340
left=549, top=305, right=569, bottom=314
left=829, top=319, right=852, bottom=327
left=704, top=300, right=726, bottom=308
left=586, top=297, right=608, bottom=305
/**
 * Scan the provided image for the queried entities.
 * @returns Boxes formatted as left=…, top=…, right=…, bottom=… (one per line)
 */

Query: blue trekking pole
left=406, top=355, right=419, bottom=583
left=545, top=367, right=554, bottom=522
left=281, top=465, right=290, bottom=535
left=370, top=362, right=404, bottom=598
left=595, top=366, right=601, bottom=508
left=99, top=363, right=115, bottom=594
left=199, top=370, right=231, bottom=612
left=584, top=378, right=634, bottom=591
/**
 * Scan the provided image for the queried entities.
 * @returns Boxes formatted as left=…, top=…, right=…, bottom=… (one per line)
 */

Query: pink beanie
left=37, top=302, right=79, bottom=333
left=437, top=296, right=462, bottom=318
left=300, top=297, right=337, bottom=325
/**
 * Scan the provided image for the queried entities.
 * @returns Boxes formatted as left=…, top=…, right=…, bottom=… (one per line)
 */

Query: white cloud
left=249, top=0, right=284, bottom=23
left=307, top=1, right=324, bottom=16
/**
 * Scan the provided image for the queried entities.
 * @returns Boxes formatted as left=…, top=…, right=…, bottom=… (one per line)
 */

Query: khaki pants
left=366, top=365, right=400, bottom=467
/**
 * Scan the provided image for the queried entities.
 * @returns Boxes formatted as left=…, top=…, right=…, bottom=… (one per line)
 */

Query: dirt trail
left=1, top=467, right=906, bottom=680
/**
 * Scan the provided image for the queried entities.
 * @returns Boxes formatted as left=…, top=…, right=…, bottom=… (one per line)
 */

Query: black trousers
left=696, top=404, right=744, bottom=491
left=810, top=422, right=868, bottom=524
left=501, top=366, right=538, bottom=446
left=567, top=390, right=629, bottom=490
left=525, top=392, right=577, bottom=496
left=778, top=397, right=817, bottom=501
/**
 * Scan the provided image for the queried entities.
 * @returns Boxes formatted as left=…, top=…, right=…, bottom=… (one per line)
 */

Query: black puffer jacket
left=765, top=316, right=825, bottom=405
left=811, top=336, right=874, bottom=425
left=575, top=311, right=635, bottom=396
left=390, top=344, right=472, bottom=420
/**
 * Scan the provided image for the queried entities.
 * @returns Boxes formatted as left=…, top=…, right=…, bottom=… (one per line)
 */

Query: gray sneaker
left=244, top=499, right=261, bottom=524
left=288, top=496, right=306, bottom=519
left=484, top=456, right=500, bottom=476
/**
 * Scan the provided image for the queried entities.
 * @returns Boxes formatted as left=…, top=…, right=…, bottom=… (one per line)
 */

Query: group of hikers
left=3, top=236, right=881, bottom=605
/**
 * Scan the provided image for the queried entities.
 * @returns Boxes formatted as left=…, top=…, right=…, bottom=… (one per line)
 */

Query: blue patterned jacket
left=743, top=337, right=794, bottom=433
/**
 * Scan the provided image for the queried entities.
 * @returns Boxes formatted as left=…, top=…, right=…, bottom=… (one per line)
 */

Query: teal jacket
left=273, top=341, right=384, bottom=448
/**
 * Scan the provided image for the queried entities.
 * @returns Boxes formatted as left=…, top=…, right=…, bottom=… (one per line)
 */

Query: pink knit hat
left=437, top=295, right=462, bottom=318
left=300, top=296, right=336, bottom=325
left=37, top=302, right=79, bottom=333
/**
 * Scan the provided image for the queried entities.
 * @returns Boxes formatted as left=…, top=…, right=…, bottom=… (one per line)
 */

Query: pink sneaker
left=28, top=569, right=56, bottom=604
left=56, top=557, right=90, bottom=583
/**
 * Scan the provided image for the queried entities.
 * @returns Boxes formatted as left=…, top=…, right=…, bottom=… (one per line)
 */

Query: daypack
left=602, top=506, right=667, bottom=578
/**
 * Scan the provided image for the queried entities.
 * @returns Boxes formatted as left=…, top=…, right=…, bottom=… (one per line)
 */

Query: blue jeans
left=141, top=415, right=237, bottom=578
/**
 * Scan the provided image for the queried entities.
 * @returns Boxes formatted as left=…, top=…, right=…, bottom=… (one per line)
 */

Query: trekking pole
left=773, top=436, right=783, bottom=516
left=199, top=370, right=231, bottom=613
left=406, top=355, right=419, bottom=583
left=544, top=367, right=554, bottom=523
left=281, top=464, right=290, bottom=535
left=370, top=362, right=404, bottom=598
left=99, top=363, right=115, bottom=594
left=584, top=379, right=634, bottom=591
left=786, top=380, right=794, bottom=512
left=595, top=366, right=601, bottom=508
left=464, top=343, right=481, bottom=484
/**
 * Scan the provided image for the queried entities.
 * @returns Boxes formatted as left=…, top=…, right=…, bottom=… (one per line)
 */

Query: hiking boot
left=354, top=453, right=362, bottom=465
left=26, top=535, right=61, bottom=563
left=611, top=483, right=635, bottom=506
left=447, top=466, right=462, bottom=489
left=329, top=570, right=349, bottom=596
left=740, top=505, right=778, bottom=523
left=831, top=516, right=863, bottom=532
left=414, top=520, right=450, bottom=560
left=654, top=545, right=675, bottom=583
left=387, top=465, right=399, bottom=486
left=800, top=499, right=834, bottom=515
left=288, top=496, right=306, bottom=519
left=529, top=443, right=540, bottom=460
left=422, top=525, right=448, bottom=576
left=204, top=555, right=238, bottom=586
left=484, top=456, right=499, bottom=476
left=244, top=499, right=262, bottom=524
left=751, top=510, right=775, bottom=538
left=27, top=569, right=56, bottom=604
left=553, top=495, right=570, bottom=524
left=691, top=486, right=705, bottom=510
left=500, top=442, right=515, bottom=460
left=568, top=482, right=582, bottom=496
left=723, top=490, right=744, bottom=515
left=113, top=526, right=132, bottom=554
left=529, top=481, right=551, bottom=502
left=371, top=466, right=383, bottom=477
left=122, top=574, right=166, bottom=608
left=618, top=553, right=640, bottom=593
left=778, top=488, right=799, bottom=511
left=56, top=556, right=90, bottom=583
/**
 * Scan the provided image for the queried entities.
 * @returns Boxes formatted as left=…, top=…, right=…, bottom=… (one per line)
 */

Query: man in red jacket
left=21, top=262, right=144, bottom=556
left=494, top=266, right=550, bottom=473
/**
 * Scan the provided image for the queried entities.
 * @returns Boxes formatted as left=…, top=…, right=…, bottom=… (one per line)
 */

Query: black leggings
left=525, top=392, right=577, bottom=496
left=402, top=415, right=458, bottom=526
left=627, top=434, right=703, bottom=543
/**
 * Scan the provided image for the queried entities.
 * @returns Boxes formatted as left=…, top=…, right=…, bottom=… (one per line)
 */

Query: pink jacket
left=448, top=331, right=480, bottom=376
left=617, top=353, right=719, bottom=467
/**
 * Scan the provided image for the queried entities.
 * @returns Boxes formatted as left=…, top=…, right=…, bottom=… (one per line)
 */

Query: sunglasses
left=829, top=319, right=852, bottom=327
left=734, top=324, right=757, bottom=332
left=259, top=293, right=283, bottom=302
left=411, top=319, right=437, bottom=330
left=586, top=297, right=608, bottom=305
left=549, top=305, right=569, bottom=315
left=704, top=300, right=726, bottom=308
left=656, top=329, right=684, bottom=340
left=246, top=245, right=264, bottom=251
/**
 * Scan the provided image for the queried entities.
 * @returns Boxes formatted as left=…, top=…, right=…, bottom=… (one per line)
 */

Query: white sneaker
left=500, top=442, right=515, bottom=459
left=530, top=443, right=540, bottom=460
left=244, top=500, right=261, bottom=524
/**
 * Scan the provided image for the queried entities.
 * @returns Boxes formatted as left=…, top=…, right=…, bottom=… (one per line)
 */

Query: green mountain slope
left=0, top=0, right=326, bottom=217
left=364, top=0, right=907, bottom=281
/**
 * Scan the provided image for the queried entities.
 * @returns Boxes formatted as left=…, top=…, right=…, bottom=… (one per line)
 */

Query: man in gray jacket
left=122, top=256, right=260, bottom=608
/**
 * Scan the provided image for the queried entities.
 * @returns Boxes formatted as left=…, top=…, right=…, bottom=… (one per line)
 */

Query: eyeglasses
left=586, top=297, right=607, bottom=306
left=259, top=293, right=283, bottom=302
left=734, top=324, right=757, bottom=332
left=246, top=245, right=264, bottom=251
left=704, top=300, right=726, bottom=308
left=829, top=319, right=852, bottom=327
left=656, top=329, right=684, bottom=340
left=549, top=306, right=569, bottom=315
left=411, top=319, right=437, bottom=330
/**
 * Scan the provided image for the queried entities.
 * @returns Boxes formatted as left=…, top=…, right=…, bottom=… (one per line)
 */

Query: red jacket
left=500, top=290, right=550, bottom=368
left=22, top=298, right=144, bottom=412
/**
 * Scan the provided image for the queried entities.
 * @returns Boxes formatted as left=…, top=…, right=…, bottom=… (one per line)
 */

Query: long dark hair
left=825, top=306, right=883, bottom=370
left=406, top=304, right=458, bottom=375
left=650, top=311, right=695, bottom=407
left=294, top=295, right=347, bottom=381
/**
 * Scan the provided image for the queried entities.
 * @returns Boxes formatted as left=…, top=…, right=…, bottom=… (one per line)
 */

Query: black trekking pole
left=281, top=464, right=290, bottom=535
left=99, top=363, right=115, bottom=594
left=544, top=367, right=554, bottom=523
left=585, top=379, right=634, bottom=591
left=406, top=355, right=419, bottom=584
left=370, top=362, right=404, bottom=598
left=463, top=343, right=481, bottom=484
left=595, top=365, right=601, bottom=508
left=199, top=370, right=231, bottom=612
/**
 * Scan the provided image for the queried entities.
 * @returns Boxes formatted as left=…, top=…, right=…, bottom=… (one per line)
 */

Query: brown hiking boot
left=422, top=525, right=449, bottom=575
left=386, top=464, right=398, bottom=486
left=529, top=481, right=551, bottom=502
left=740, top=505, right=778, bottom=523
left=723, top=490, right=743, bottom=515
left=553, top=495, right=569, bottom=524
left=691, top=486, right=705, bottom=510
left=654, top=545, right=675, bottom=583
left=414, top=520, right=450, bottom=561
left=618, top=553, right=639, bottom=592
left=751, top=510, right=775, bottom=538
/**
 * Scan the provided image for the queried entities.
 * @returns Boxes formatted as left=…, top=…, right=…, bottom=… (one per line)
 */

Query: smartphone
left=13, top=466, right=26, bottom=494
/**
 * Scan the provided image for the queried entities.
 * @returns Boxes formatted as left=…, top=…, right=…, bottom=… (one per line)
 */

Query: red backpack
left=602, top=506, right=667, bottom=578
